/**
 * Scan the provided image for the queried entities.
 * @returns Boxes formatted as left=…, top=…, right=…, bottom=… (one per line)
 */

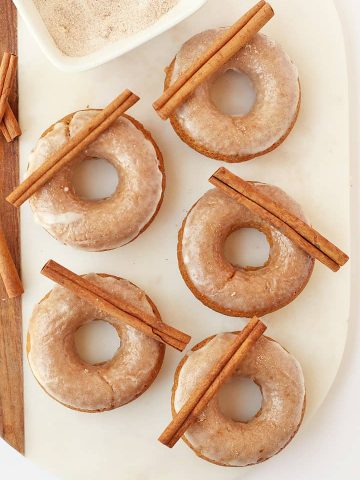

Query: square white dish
left=13, top=0, right=208, bottom=72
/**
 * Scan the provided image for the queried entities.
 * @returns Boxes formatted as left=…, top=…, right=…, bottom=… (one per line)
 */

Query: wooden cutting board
left=0, top=0, right=24, bottom=455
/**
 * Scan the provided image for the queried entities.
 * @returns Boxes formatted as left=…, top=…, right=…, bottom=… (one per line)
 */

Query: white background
left=0, top=0, right=359, bottom=478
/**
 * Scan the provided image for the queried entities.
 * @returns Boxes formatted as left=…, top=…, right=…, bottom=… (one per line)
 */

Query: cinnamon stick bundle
left=41, top=260, right=191, bottom=352
left=7, top=89, right=139, bottom=207
left=153, top=1, right=274, bottom=120
left=0, top=53, right=17, bottom=125
left=210, top=168, right=349, bottom=272
left=0, top=117, right=11, bottom=142
left=0, top=102, right=21, bottom=142
left=0, top=223, right=23, bottom=298
left=159, top=317, right=266, bottom=448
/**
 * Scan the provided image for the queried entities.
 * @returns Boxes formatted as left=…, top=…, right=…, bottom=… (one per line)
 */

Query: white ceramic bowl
left=14, top=0, right=207, bottom=72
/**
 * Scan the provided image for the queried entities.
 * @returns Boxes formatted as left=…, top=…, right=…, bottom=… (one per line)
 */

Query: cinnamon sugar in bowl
left=13, top=0, right=208, bottom=71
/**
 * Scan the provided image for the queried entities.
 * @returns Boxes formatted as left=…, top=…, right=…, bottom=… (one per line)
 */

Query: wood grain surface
left=0, top=0, right=24, bottom=454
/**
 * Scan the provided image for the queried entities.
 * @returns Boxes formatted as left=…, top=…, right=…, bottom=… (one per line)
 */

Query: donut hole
left=72, top=157, right=119, bottom=200
left=218, top=376, right=262, bottom=423
left=224, top=228, right=270, bottom=269
left=210, top=69, right=256, bottom=116
left=74, top=320, right=121, bottom=365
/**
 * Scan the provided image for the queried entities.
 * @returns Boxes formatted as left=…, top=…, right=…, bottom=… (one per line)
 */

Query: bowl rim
left=14, top=0, right=208, bottom=72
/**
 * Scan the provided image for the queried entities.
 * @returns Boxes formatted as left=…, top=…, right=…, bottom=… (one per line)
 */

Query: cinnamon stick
left=210, top=168, right=349, bottom=272
left=159, top=317, right=266, bottom=448
left=0, top=223, right=23, bottom=298
left=0, top=52, right=20, bottom=141
left=7, top=89, right=139, bottom=207
left=0, top=102, right=21, bottom=142
left=0, top=53, right=17, bottom=124
left=0, top=117, right=11, bottom=142
left=153, top=1, right=274, bottom=120
left=41, top=260, right=191, bottom=352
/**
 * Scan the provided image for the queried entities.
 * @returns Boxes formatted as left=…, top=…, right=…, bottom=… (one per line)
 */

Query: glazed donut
left=27, top=274, right=165, bottom=412
left=28, top=111, right=165, bottom=251
left=178, top=185, right=314, bottom=317
left=164, top=31, right=300, bottom=162
left=172, top=332, right=305, bottom=466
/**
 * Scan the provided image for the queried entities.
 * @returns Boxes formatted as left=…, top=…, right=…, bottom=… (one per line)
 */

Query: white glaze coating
left=170, top=31, right=300, bottom=158
left=28, top=111, right=164, bottom=251
left=180, top=186, right=314, bottom=316
left=27, top=274, right=165, bottom=411
left=174, top=333, right=305, bottom=466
